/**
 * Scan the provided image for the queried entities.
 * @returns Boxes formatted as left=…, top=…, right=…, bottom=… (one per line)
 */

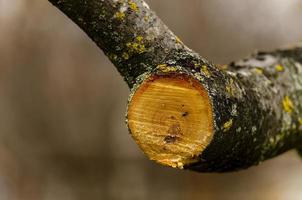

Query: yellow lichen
left=175, top=36, right=183, bottom=44
left=194, top=63, right=200, bottom=68
left=226, top=86, right=231, bottom=94
left=298, top=118, right=302, bottom=125
left=254, top=68, right=263, bottom=74
left=122, top=52, right=129, bottom=60
left=114, top=11, right=125, bottom=20
left=125, top=36, right=145, bottom=54
left=226, top=78, right=235, bottom=96
left=201, top=65, right=211, bottom=78
left=136, top=36, right=143, bottom=42
left=223, top=119, right=233, bottom=132
left=109, top=53, right=118, bottom=61
left=156, top=64, right=177, bottom=73
left=275, top=64, right=284, bottom=72
left=157, top=64, right=167, bottom=68
left=138, top=44, right=146, bottom=53
left=144, top=15, right=149, bottom=22
left=126, top=42, right=145, bottom=54
left=128, top=1, right=138, bottom=12
left=282, top=96, right=294, bottom=114
left=217, top=64, right=228, bottom=70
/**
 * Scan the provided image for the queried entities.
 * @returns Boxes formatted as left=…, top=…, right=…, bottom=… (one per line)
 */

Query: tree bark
left=47, top=0, right=203, bottom=87
left=48, top=0, right=302, bottom=172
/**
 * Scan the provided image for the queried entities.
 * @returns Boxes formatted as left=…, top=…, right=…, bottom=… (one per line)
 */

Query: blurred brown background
left=1, top=0, right=302, bottom=199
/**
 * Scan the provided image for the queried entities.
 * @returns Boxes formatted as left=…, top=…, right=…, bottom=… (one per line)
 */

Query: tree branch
left=48, top=0, right=203, bottom=87
left=48, top=0, right=302, bottom=172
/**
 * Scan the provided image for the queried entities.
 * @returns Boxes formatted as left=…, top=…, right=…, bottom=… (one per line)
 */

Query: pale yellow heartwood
left=128, top=75, right=214, bottom=168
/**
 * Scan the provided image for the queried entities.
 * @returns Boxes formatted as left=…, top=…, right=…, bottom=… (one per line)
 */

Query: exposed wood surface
left=128, top=74, right=213, bottom=169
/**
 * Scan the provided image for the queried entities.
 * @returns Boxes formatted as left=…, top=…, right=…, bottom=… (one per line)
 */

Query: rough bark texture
left=48, top=0, right=204, bottom=87
left=187, top=48, right=302, bottom=172
left=48, top=0, right=302, bottom=172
